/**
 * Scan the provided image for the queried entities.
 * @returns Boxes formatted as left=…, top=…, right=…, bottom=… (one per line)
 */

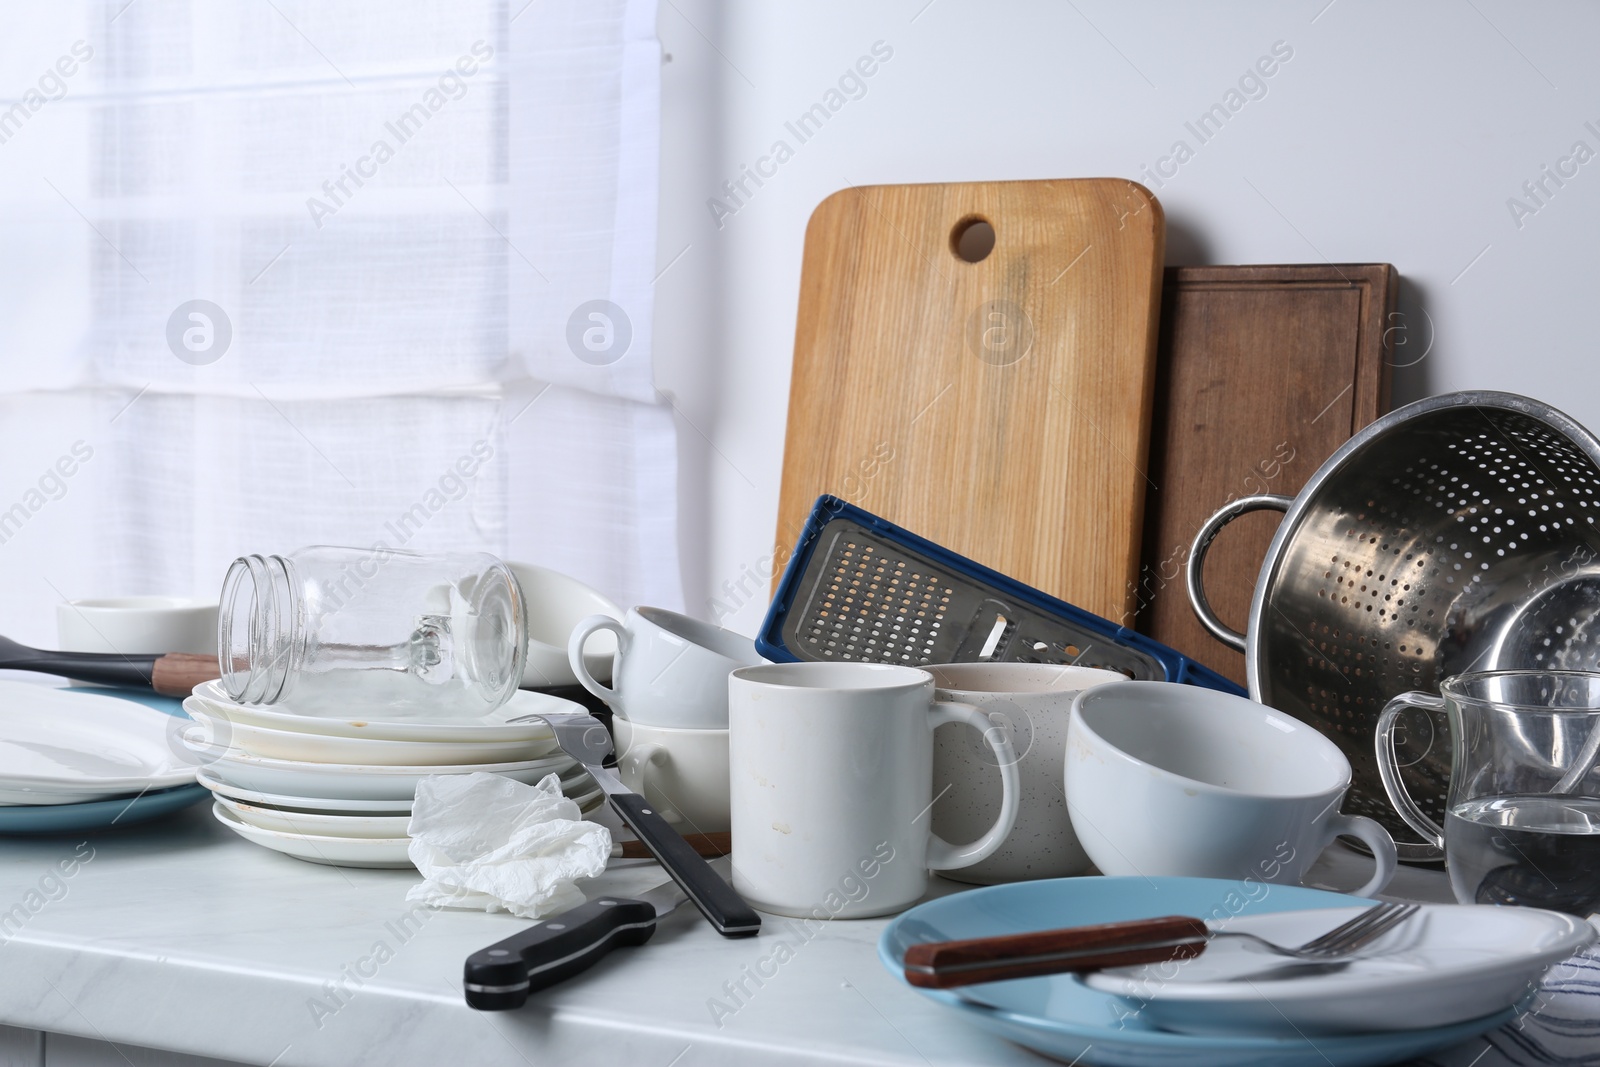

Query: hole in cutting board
left=951, top=217, right=995, bottom=263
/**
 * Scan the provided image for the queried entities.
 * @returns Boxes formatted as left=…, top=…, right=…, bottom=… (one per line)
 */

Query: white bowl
left=56, top=596, right=217, bottom=655
left=506, top=561, right=621, bottom=688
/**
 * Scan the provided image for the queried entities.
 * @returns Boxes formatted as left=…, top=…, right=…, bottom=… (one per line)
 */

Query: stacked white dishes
left=186, top=680, right=602, bottom=869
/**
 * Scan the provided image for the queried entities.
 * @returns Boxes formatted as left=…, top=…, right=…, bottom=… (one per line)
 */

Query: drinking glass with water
left=1377, top=670, right=1600, bottom=915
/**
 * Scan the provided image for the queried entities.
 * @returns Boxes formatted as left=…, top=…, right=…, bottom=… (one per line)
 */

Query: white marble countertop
left=0, top=799, right=1585, bottom=1067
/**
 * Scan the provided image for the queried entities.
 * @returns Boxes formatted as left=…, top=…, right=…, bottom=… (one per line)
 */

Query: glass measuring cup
left=1377, top=670, right=1600, bottom=913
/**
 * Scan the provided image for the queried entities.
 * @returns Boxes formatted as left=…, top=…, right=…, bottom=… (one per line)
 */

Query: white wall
left=655, top=0, right=1600, bottom=635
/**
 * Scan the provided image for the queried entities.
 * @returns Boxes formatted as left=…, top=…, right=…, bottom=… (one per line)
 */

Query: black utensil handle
left=609, top=793, right=761, bottom=938
left=19, top=652, right=161, bottom=689
left=464, top=896, right=658, bottom=1010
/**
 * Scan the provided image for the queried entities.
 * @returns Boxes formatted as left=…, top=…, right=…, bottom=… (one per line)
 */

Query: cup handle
left=1375, top=691, right=1447, bottom=850
left=1323, top=813, right=1398, bottom=898
left=568, top=614, right=627, bottom=705
left=923, top=699, right=1020, bottom=871
left=618, top=741, right=682, bottom=824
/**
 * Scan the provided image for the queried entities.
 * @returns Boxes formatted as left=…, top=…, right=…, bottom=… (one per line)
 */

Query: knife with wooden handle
left=902, top=916, right=1209, bottom=989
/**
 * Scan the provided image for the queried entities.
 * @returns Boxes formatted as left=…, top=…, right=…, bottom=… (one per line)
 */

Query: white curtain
left=0, top=0, right=679, bottom=650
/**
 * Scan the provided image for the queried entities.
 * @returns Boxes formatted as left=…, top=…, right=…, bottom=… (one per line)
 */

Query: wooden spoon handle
left=151, top=653, right=221, bottom=697
left=902, top=915, right=1209, bottom=989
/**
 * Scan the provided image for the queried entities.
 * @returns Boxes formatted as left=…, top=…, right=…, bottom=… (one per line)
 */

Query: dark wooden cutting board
left=1135, top=264, right=1398, bottom=686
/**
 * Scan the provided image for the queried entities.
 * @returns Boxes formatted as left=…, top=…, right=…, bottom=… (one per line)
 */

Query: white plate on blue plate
left=1085, top=903, right=1593, bottom=1037
left=879, top=877, right=1518, bottom=1067
left=0, top=783, right=208, bottom=834
left=0, top=681, right=196, bottom=804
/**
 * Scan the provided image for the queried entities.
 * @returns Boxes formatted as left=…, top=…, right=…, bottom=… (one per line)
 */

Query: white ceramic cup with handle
left=613, top=718, right=730, bottom=832
left=568, top=606, right=763, bottom=729
left=729, top=662, right=1021, bottom=919
left=928, top=662, right=1126, bottom=884
left=1066, top=680, right=1397, bottom=897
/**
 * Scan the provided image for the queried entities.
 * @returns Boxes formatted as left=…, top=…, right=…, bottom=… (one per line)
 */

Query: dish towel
left=406, top=772, right=612, bottom=918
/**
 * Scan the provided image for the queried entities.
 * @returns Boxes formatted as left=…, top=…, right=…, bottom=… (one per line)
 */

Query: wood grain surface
left=776, top=179, right=1165, bottom=620
left=1135, top=264, right=1398, bottom=684
left=902, top=915, right=1208, bottom=989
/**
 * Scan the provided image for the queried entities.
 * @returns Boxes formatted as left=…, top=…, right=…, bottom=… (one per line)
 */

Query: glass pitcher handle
left=1375, top=692, right=1447, bottom=850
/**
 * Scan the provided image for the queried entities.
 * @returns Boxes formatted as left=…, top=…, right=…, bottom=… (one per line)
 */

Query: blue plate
left=0, top=783, right=209, bottom=834
left=878, top=877, right=1516, bottom=1067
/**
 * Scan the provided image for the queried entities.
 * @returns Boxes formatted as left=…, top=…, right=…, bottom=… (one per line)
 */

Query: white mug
left=614, top=718, right=730, bottom=833
left=568, top=606, right=763, bottom=729
left=729, top=662, right=1021, bottom=919
left=928, top=662, right=1126, bottom=884
left=1066, top=681, right=1397, bottom=897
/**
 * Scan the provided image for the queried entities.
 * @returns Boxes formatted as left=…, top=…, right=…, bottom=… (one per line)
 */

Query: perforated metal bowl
left=1188, top=391, right=1600, bottom=862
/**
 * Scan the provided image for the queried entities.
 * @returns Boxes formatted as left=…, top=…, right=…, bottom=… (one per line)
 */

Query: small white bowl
left=506, top=561, right=621, bottom=688
left=56, top=596, right=217, bottom=655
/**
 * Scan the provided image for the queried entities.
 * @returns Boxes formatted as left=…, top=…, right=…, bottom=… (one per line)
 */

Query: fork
left=902, top=902, right=1420, bottom=989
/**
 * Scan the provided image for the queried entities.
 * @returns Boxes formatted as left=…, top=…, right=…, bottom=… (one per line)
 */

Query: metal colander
left=1188, top=391, right=1600, bottom=862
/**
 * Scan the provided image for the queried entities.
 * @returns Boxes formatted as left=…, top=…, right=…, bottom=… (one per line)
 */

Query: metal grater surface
left=780, top=518, right=1163, bottom=679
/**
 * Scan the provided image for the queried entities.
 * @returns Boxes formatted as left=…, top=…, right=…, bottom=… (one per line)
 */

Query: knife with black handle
left=526, top=708, right=761, bottom=938
left=464, top=866, right=707, bottom=1009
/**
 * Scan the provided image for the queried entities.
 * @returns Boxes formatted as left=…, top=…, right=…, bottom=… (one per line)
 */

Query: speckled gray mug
left=928, top=663, right=1125, bottom=884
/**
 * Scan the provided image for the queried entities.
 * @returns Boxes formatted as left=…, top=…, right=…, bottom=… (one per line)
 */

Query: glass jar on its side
left=218, top=546, right=526, bottom=717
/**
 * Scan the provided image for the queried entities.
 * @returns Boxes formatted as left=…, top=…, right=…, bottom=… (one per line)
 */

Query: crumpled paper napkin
left=405, top=771, right=612, bottom=918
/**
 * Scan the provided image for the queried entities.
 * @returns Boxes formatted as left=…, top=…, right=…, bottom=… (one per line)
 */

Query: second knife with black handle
left=519, top=707, right=761, bottom=939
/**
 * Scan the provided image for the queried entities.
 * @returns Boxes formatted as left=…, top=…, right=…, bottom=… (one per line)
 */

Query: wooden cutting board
left=775, top=179, right=1165, bottom=621
left=1134, top=264, right=1398, bottom=685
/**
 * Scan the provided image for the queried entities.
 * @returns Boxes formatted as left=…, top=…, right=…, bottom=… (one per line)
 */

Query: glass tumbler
left=218, top=546, right=526, bottom=717
left=1377, top=670, right=1600, bottom=913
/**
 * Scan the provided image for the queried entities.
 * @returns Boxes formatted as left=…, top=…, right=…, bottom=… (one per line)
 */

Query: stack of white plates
left=185, top=680, right=602, bottom=869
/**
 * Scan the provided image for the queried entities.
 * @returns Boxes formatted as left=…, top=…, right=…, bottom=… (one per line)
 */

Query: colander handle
left=1374, top=693, right=1448, bottom=851
left=1186, top=494, right=1293, bottom=653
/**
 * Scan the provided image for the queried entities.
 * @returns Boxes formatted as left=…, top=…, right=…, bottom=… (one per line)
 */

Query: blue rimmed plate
left=0, top=783, right=209, bottom=834
left=878, top=877, right=1516, bottom=1067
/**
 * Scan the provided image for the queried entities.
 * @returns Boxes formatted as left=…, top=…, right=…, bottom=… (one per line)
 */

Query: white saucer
left=183, top=701, right=559, bottom=766
left=1085, top=904, right=1597, bottom=1036
left=196, top=767, right=414, bottom=813
left=212, top=802, right=414, bottom=868
left=0, top=682, right=196, bottom=805
left=195, top=764, right=593, bottom=813
left=216, top=795, right=411, bottom=838
left=190, top=739, right=577, bottom=802
left=189, top=680, right=574, bottom=743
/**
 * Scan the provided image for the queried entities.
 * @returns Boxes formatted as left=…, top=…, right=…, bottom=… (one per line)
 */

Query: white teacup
left=1066, top=681, right=1397, bottom=897
left=928, top=662, right=1125, bottom=884
left=614, top=718, right=729, bottom=833
left=56, top=597, right=217, bottom=655
left=568, top=606, right=762, bottom=729
left=729, top=662, right=1020, bottom=919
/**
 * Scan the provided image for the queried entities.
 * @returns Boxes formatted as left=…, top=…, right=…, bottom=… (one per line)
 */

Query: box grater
left=757, top=496, right=1242, bottom=693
